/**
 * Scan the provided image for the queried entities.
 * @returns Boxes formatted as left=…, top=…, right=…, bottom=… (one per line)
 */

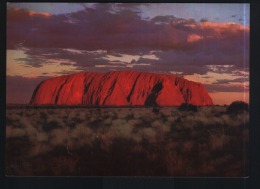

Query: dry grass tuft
left=208, top=128, right=229, bottom=151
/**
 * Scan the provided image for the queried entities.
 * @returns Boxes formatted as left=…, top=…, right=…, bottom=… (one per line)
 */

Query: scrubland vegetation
left=6, top=104, right=249, bottom=176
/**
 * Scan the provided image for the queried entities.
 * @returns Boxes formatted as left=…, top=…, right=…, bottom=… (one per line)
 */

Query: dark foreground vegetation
left=6, top=105, right=249, bottom=176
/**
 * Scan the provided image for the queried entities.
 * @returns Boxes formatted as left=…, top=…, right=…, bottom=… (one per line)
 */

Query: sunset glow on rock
left=30, top=71, right=213, bottom=106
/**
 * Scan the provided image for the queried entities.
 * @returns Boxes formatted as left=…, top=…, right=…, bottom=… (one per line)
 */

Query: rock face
left=30, top=71, right=213, bottom=106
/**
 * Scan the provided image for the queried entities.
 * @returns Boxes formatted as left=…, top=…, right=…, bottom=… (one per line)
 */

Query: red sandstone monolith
left=30, top=71, right=213, bottom=106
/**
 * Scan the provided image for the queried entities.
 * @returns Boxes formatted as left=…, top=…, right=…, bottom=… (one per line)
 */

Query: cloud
left=212, top=77, right=249, bottom=85
left=27, top=10, right=52, bottom=17
left=205, top=84, right=249, bottom=93
left=22, top=48, right=108, bottom=68
left=200, top=18, right=208, bottom=22
left=7, top=5, right=248, bottom=53
left=150, top=15, right=176, bottom=24
left=7, top=4, right=249, bottom=86
left=7, top=7, right=52, bottom=20
left=187, top=34, right=203, bottom=43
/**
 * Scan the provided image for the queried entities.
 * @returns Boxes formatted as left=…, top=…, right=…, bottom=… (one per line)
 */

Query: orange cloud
left=8, top=7, right=52, bottom=19
left=187, top=34, right=203, bottom=43
left=184, top=21, right=249, bottom=40
left=28, top=10, right=52, bottom=17
left=199, top=22, right=249, bottom=38
left=200, top=21, right=249, bottom=31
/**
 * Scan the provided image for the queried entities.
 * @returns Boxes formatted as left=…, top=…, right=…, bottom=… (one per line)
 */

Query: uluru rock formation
left=30, top=71, right=213, bottom=106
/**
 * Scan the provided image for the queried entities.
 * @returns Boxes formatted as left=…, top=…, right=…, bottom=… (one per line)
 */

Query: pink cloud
left=7, top=7, right=53, bottom=22
left=28, top=10, right=53, bottom=17
left=187, top=34, right=203, bottom=43
left=198, top=21, right=249, bottom=33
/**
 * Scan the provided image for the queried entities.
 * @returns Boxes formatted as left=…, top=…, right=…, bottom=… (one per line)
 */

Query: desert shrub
left=110, top=119, right=133, bottom=139
left=125, top=113, right=134, bottom=121
left=226, top=101, right=249, bottom=114
left=141, top=128, right=157, bottom=143
left=40, top=111, right=47, bottom=120
left=103, top=117, right=113, bottom=125
left=127, top=119, right=142, bottom=127
left=69, top=124, right=94, bottom=148
left=6, top=126, right=26, bottom=138
left=133, top=109, right=148, bottom=119
left=178, top=103, right=198, bottom=112
left=98, top=119, right=134, bottom=150
left=159, top=108, right=172, bottom=117
left=167, top=115, right=178, bottom=122
left=78, top=111, right=86, bottom=120
left=6, top=115, right=18, bottom=125
left=18, top=117, right=39, bottom=138
left=151, top=120, right=163, bottom=128
left=152, top=107, right=160, bottom=114
left=43, top=120, right=62, bottom=132
left=35, top=132, right=49, bottom=143
left=117, top=109, right=132, bottom=119
left=71, top=117, right=84, bottom=125
left=49, top=128, right=68, bottom=147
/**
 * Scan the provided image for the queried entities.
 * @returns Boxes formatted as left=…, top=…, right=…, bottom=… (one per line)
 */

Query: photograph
left=6, top=3, right=249, bottom=177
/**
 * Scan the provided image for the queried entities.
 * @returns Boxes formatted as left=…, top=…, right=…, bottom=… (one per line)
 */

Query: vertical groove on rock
left=126, top=73, right=142, bottom=103
left=82, top=75, right=95, bottom=104
left=102, top=79, right=117, bottom=105
left=54, top=77, right=69, bottom=104
left=29, top=80, right=44, bottom=104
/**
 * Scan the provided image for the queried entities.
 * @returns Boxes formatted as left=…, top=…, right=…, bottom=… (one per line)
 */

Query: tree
left=178, top=103, right=198, bottom=112
left=226, top=101, right=249, bottom=114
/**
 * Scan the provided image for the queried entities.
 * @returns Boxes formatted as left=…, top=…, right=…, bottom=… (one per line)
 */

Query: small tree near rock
left=226, top=101, right=249, bottom=114
left=178, top=103, right=198, bottom=112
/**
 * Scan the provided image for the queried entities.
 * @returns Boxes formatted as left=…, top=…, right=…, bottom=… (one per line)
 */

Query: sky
left=6, top=3, right=250, bottom=105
